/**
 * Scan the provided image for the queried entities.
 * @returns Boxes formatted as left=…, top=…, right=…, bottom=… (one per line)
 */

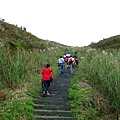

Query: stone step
left=49, top=87, right=70, bottom=90
left=49, top=90, right=68, bottom=94
left=34, top=104, right=71, bottom=110
left=51, top=81, right=70, bottom=84
left=50, top=83, right=70, bottom=86
left=52, top=82, right=70, bottom=85
left=34, top=99, right=67, bottom=105
left=38, top=96, right=68, bottom=101
left=39, top=93, right=68, bottom=98
left=50, top=81, right=70, bottom=84
left=49, top=83, right=70, bottom=86
left=33, top=109, right=72, bottom=117
left=34, top=115, right=77, bottom=120
left=48, top=91, right=68, bottom=97
left=49, top=89, right=69, bottom=91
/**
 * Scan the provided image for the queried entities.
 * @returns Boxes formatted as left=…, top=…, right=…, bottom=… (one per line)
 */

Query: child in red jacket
left=41, top=63, right=54, bottom=97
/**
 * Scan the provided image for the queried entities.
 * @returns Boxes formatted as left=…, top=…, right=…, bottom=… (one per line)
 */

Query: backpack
left=64, top=57, right=68, bottom=62
left=69, top=58, right=73, bottom=64
left=49, top=68, right=54, bottom=82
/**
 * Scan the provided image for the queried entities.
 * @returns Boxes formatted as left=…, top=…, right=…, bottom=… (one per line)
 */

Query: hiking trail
left=33, top=68, right=77, bottom=120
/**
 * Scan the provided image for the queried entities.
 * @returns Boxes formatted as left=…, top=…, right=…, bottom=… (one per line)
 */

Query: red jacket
left=41, top=67, right=54, bottom=81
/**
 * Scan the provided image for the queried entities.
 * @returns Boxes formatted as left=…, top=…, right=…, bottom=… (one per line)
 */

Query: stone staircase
left=33, top=69, right=77, bottom=120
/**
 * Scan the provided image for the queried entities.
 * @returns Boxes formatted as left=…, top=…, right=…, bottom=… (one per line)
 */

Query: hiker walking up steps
left=64, top=55, right=68, bottom=69
left=41, top=63, right=54, bottom=97
left=73, top=52, right=79, bottom=67
left=58, top=56, right=65, bottom=75
left=65, top=52, right=71, bottom=69
left=68, top=55, right=75, bottom=73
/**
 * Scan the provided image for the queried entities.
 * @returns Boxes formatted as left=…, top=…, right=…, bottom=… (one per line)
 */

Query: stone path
left=33, top=69, right=77, bottom=120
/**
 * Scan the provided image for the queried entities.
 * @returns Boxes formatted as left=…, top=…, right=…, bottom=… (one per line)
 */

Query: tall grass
left=0, top=41, right=75, bottom=119
left=76, top=48, right=120, bottom=118
left=1, top=20, right=83, bottom=119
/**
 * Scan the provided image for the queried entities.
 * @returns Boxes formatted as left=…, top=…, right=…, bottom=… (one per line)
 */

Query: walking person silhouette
left=41, top=63, right=54, bottom=97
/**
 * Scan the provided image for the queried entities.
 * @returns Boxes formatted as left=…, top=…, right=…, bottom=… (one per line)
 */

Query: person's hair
left=75, top=52, right=77, bottom=54
left=46, top=63, right=50, bottom=68
left=60, top=56, right=62, bottom=58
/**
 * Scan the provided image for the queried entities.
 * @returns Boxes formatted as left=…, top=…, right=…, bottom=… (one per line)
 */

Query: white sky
left=1, top=0, right=120, bottom=47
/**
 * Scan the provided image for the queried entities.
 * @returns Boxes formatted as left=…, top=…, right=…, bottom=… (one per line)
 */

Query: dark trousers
left=42, top=80, right=50, bottom=92
left=75, top=60, right=78, bottom=65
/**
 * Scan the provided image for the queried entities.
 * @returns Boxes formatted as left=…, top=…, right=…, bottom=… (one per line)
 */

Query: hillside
left=89, top=35, right=120, bottom=49
left=0, top=20, right=73, bottom=51
left=0, top=19, right=81, bottom=93
left=0, top=19, right=80, bottom=119
left=1, top=19, right=120, bottom=120
left=1, top=19, right=120, bottom=51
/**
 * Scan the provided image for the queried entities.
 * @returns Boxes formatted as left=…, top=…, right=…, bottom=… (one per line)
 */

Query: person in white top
left=66, top=52, right=70, bottom=58
left=58, top=56, right=65, bottom=74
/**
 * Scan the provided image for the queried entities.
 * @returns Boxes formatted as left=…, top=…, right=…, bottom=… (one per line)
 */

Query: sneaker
left=42, top=91, right=46, bottom=97
left=46, top=91, right=50, bottom=95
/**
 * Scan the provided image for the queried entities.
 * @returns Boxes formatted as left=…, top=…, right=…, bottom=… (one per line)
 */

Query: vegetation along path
left=33, top=68, right=77, bottom=120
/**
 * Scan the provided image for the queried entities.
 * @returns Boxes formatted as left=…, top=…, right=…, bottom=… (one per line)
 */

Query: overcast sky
left=1, top=0, right=120, bottom=47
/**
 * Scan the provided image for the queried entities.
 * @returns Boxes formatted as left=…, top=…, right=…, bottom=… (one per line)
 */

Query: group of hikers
left=58, top=52, right=79, bottom=74
left=40, top=52, right=79, bottom=97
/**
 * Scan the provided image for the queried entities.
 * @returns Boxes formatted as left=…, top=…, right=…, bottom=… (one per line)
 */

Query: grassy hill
left=0, top=20, right=70, bottom=50
left=89, top=35, right=120, bottom=49
left=0, top=19, right=81, bottom=92
left=1, top=19, right=120, bottom=120
left=0, top=20, right=81, bottom=119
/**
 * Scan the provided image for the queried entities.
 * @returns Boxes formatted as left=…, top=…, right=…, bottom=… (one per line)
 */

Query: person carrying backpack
left=41, top=63, right=54, bottom=97
left=64, top=55, right=68, bottom=69
left=68, top=55, right=75, bottom=73
left=73, top=52, right=79, bottom=66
